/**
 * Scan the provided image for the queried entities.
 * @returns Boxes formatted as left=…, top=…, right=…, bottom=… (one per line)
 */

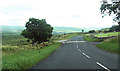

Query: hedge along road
left=31, top=35, right=118, bottom=70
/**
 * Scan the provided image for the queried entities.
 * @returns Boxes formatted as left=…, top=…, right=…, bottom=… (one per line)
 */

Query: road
left=31, top=36, right=118, bottom=71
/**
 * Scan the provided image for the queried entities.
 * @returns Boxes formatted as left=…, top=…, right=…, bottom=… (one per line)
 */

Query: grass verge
left=96, top=37, right=119, bottom=54
left=83, top=35, right=103, bottom=42
left=2, top=42, right=61, bottom=69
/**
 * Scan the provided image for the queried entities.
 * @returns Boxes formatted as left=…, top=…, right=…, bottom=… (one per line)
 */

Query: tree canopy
left=21, top=18, right=53, bottom=44
left=89, top=30, right=96, bottom=33
left=100, top=0, right=120, bottom=25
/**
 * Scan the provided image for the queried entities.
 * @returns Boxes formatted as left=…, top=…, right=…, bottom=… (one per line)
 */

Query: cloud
left=0, top=0, right=114, bottom=27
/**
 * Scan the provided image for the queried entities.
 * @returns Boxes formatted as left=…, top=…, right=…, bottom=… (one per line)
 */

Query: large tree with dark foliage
left=110, top=25, right=120, bottom=32
left=89, top=30, right=96, bottom=33
left=21, top=18, right=53, bottom=44
left=100, top=0, right=120, bottom=31
left=100, top=0, right=120, bottom=23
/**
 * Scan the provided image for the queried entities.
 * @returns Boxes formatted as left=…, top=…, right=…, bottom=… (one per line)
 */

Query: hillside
left=1, top=25, right=90, bottom=35
left=53, top=27, right=91, bottom=34
left=2, top=25, right=25, bottom=36
left=1, top=25, right=108, bottom=35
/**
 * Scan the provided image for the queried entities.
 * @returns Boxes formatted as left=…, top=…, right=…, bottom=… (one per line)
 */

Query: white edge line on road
left=82, top=53, right=90, bottom=59
left=96, top=62, right=111, bottom=71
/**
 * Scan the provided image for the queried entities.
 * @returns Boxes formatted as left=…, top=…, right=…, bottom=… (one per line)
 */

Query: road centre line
left=78, top=48, right=81, bottom=52
left=96, top=62, right=111, bottom=71
left=82, top=53, right=90, bottom=59
left=76, top=37, right=90, bottom=59
left=77, top=46, right=78, bottom=48
left=76, top=36, right=110, bottom=70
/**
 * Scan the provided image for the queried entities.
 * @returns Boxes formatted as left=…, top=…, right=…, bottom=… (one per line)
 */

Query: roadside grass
left=2, top=42, right=61, bottom=69
left=94, top=32, right=120, bottom=37
left=83, top=35, right=103, bottom=42
left=96, top=37, right=119, bottom=54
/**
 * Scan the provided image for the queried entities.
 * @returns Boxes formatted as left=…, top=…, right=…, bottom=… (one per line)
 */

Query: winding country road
left=31, top=36, right=118, bottom=71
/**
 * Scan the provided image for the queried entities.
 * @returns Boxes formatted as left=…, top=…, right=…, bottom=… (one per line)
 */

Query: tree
left=98, top=30, right=102, bottom=33
left=109, top=25, right=120, bottom=32
left=21, top=18, right=53, bottom=44
left=100, top=0, right=120, bottom=25
left=82, top=29, right=84, bottom=32
left=89, top=30, right=96, bottom=33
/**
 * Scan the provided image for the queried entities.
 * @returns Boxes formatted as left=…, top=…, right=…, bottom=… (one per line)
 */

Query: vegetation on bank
left=83, top=32, right=119, bottom=54
left=97, top=37, right=119, bottom=54
left=83, top=34, right=103, bottom=42
left=2, top=42, right=61, bottom=69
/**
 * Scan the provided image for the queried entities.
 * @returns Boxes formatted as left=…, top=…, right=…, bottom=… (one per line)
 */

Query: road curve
left=31, top=36, right=118, bottom=71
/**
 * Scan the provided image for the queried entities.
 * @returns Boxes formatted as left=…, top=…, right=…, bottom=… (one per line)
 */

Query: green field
left=94, top=32, right=120, bottom=37
left=2, top=35, right=28, bottom=46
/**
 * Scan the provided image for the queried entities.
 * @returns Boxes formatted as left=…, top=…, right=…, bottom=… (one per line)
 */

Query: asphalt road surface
left=31, top=36, right=118, bottom=71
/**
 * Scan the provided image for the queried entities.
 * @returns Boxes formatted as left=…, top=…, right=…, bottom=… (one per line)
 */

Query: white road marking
left=77, top=46, right=78, bottom=48
left=65, top=41, right=86, bottom=43
left=78, top=49, right=81, bottom=52
left=96, top=62, right=111, bottom=71
left=76, top=36, right=110, bottom=71
left=82, top=53, right=90, bottom=58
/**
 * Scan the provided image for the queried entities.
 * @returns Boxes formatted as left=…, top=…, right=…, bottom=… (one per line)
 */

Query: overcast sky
left=0, top=0, right=117, bottom=28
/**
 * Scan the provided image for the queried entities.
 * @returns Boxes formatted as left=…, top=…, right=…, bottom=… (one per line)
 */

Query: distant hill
left=1, top=25, right=107, bottom=36
left=2, top=25, right=25, bottom=36
left=100, top=28, right=110, bottom=31
left=1, top=25, right=89, bottom=35
left=53, top=27, right=90, bottom=34
left=95, top=27, right=111, bottom=33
